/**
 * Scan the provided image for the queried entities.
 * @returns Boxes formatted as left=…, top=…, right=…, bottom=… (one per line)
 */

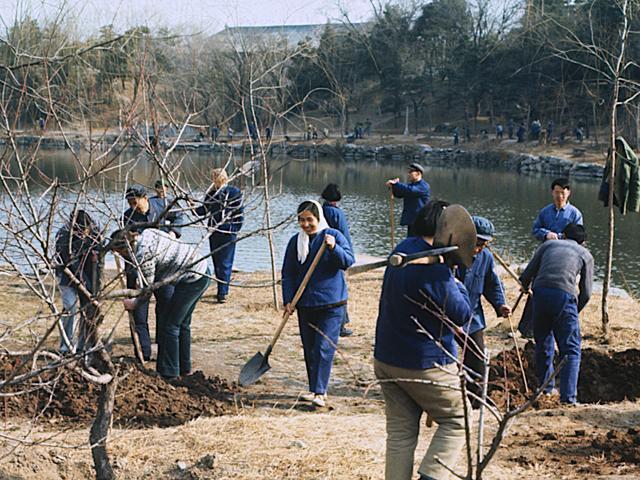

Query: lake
left=7, top=148, right=640, bottom=296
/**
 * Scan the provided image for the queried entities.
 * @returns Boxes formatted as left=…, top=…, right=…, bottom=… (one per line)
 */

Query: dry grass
left=0, top=269, right=638, bottom=479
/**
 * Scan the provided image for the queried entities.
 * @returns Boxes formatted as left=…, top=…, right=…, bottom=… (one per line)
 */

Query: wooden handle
left=488, top=246, right=523, bottom=288
left=389, top=191, right=396, bottom=250
left=114, top=254, right=146, bottom=366
left=268, top=241, right=327, bottom=350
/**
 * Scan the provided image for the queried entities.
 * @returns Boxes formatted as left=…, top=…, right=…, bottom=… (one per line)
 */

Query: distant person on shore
left=455, top=216, right=510, bottom=407
left=321, top=183, right=353, bottom=338
left=532, top=178, right=583, bottom=242
left=531, top=119, right=542, bottom=141
left=575, top=126, right=584, bottom=142
left=211, top=125, right=220, bottom=142
left=365, top=118, right=372, bottom=137
left=374, top=200, right=472, bottom=480
left=519, top=223, right=593, bottom=406
left=38, top=117, right=45, bottom=130
left=265, top=126, right=272, bottom=141
left=546, top=121, right=554, bottom=144
left=282, top=200, right=355, bottom=408
left=464, top=124, right=471, bottom=143
left=517, top=123, right=526, bottom=143
left=111, top=228, right=211, bottom=380
left=386, top=163, right=431, bottom=237
left=453, top=126, right=459, bottom=145
left=508, top=119, right=514, bottom=139
left=195, top=168, right=244, bottom=304
left=496, top=123, right=504, bottom=140
left=227, top=127, right=234, bottom=142
left=54, top=210, right=103, bottom=353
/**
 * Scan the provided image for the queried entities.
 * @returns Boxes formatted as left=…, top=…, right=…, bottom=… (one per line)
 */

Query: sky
left=0, top=0, right=377, bottom=35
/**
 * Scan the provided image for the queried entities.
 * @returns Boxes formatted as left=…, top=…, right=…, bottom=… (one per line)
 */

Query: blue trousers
left=297, top=305, right=344, bottom=394
left=127, top=269, right=174, bottom=360
left=209, top=232, right=237, bottom=297
left=532, top=287, right=581, bottom=403
left=156, top=274, right=211, bottom=378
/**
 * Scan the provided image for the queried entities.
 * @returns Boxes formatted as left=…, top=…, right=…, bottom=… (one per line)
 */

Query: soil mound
left=1, top=356, right=236, bottom=427
left=489, top=343, right=640, bottom=409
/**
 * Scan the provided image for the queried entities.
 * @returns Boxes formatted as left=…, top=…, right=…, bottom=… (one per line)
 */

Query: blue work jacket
left=456, top=248, right=506, bottom=334
left=532, top=203, right=583, bottom=241
left=374, top=237, right=472, bottom=370
left=281, top=228, right=355, bottom=308
left=322, top=202, right=353, bottom=249
left=392, top=179, right=431, bottom=226
left=195, top=185, right=244, bottom=235
left=123, top=197, right=185, bottom=238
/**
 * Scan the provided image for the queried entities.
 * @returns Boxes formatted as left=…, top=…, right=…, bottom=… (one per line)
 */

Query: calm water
left=7, top=149, right=640, bottom=296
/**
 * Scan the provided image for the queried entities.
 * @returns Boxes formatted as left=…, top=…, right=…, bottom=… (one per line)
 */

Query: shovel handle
left=267, top=241, right=328, bottom=351
left=487, top=246, right=523, bottom=288
left=389, top=190, right=396, bottom=250
left=114, top=254, right=146, bottom=366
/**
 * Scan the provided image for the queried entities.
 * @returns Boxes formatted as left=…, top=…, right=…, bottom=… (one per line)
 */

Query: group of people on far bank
left=55, top=158, right=594, bottom=479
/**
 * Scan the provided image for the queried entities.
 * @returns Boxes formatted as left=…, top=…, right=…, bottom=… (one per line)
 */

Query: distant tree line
left=1, top=0, right=638, bottom=141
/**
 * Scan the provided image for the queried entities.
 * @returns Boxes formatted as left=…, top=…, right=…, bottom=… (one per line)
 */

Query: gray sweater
left=519, top=239, right=594, bottom=311
left=135, top=229, right=208, bottom=287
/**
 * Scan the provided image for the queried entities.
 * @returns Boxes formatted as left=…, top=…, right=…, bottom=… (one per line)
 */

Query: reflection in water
left=6, top=149, right=640, bottom=295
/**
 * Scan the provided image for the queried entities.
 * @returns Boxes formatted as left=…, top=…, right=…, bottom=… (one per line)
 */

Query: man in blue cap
left=455, top=216, right=510, bottom=407
left=122, top=184, right=186, bottom=361
left=386, top=163, right=431, bottom=237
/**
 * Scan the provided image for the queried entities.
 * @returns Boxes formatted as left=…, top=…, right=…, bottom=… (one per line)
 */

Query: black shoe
left=217, top=295, right=227, bottom=304
left=340, top=327, right=353, bottom=337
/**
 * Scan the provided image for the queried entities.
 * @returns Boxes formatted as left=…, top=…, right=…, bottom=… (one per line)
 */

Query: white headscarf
left=296, top=199, right=329, bottom=263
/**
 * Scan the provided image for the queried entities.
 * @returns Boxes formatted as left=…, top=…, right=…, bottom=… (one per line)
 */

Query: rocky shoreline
left=8, top=134, right=605, bottom=180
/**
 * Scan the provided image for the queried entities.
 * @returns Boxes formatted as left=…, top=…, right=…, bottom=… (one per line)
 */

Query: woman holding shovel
left=282, top=200, right=355, bottom=407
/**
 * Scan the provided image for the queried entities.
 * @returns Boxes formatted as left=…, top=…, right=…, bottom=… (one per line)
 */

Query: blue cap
left=125, top=184, right=147, bottom=199
left=472, top=216, right=495, bottom=241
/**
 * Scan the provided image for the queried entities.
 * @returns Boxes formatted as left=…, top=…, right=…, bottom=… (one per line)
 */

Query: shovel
left=239, top=242, right=328, bottom=386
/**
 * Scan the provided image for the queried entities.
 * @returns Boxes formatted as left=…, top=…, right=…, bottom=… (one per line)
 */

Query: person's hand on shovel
left=324, top=234, right=336, bottom=250
left=385, top=178, right=399, bottom=187
left=282, top=303, right=294, bottom=319
left=123, top=298, right=137, bottom=311
left=499, top=304, right=512, bottom=317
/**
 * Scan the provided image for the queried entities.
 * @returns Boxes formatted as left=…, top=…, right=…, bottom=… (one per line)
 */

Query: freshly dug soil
left=489, top=343, right=640, bottom=409
left=1, top=356, right=236, bottom=427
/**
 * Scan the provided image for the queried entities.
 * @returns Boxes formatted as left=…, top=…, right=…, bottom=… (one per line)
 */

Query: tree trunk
left=90, top=353, right=118, bottom=480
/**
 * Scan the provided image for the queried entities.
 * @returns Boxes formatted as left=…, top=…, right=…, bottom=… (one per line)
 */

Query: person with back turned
left=519, top=223, right=593, bottom=406
left=386, top=163, right=431, bottom=237
left=374, top=201, right=472, bottom=480
left=321, top=183, right=354, bottom=337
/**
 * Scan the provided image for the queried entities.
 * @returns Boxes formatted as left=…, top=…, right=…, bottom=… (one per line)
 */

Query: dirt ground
left=0, top=268, right=638, bottom=479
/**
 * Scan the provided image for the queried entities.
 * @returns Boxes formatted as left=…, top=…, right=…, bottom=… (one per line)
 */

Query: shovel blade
left=238, top=351, right=271, bottom=386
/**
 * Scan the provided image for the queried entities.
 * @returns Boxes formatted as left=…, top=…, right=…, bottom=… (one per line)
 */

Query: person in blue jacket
left=374, top=200, right=472, bottom=480
left=195, top=168, right=244, bottom=303
left=281, top=200, right=355, bottom=408
left=386, top=163, right=431, bottom=237
left=532, top=178, right=583, bottom=242
left=122, top=184, right=186, bottom=360
left=455, top=216, right=510, bottom=407
left=321, top=183, right=353, bottom=337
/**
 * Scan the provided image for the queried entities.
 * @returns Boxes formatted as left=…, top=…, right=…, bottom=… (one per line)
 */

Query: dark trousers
left=126, top=270, right=174, bottom=360
left=533, top=287, right=581, bottom=403
left=407, top=225, right=417, bottom=237
left=297, top=305, right=344, bottom=394
left=156, top=274, right=211, bottom=378
left=209, top=232, right=237, bottom=298
left=456, top=329, right=485, bottom=402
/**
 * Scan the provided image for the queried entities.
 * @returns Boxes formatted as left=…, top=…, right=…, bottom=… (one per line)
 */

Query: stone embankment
left=6, top=134, right=604, bottom=179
